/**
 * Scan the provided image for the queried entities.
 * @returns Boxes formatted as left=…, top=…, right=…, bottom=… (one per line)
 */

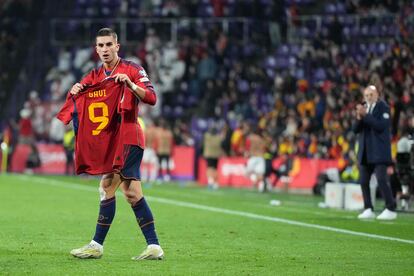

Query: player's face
left=96, top=35, right=120, bottom=66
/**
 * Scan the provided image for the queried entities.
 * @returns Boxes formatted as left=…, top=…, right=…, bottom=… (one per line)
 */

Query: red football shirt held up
left=57, top=78, right=125, bottom=175
left=81, top=58, right=157, bottom=151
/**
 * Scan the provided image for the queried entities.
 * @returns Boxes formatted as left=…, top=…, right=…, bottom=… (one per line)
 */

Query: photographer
left=396, top=128, right=414, bottom=203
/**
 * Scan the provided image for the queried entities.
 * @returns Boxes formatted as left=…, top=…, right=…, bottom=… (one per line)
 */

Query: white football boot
left=70, top=241, right=103, bottom=259
left=132, top=244, right=164, bottom=260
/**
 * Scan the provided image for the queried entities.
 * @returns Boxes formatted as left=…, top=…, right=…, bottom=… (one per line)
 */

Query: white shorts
left=143, top=148, right=158, bottom=164
left=246, top=156, right=265, bottom=176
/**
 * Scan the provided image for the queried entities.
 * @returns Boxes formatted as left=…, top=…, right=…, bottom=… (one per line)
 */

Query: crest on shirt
left=139, top=69, right=148, bottom=77
left=383, top=113, right=390, bottom=119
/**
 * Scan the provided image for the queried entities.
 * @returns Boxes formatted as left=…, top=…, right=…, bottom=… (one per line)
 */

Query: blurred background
left=0, top=0, right=413, bottom=206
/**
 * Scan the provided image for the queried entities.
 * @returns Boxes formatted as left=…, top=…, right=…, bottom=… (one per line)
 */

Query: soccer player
left=142, top=119, right=160, bottom=182
left=202, top=125, right=223, bottom=189
left=156, top=119, right=174, bottom=182
left=245, top=126, right=267, bottom=192
left=68, top=28, right=164, bottom=260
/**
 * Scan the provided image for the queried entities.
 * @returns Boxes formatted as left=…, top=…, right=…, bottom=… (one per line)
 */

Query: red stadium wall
left=11, top=143, right=195, bottom=178
left=11, top=143, right=66, bottom=174
left=10, top=142, right=338, bottom=190
left=171, top=146, right=195, bottom=180
left=141, top=145, right=195, bottom=180
left=198, top=156, right=341, bottom=190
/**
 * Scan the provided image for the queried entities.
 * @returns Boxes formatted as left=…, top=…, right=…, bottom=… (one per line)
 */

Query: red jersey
left=81, top=58, right=157, bottom=152
left=19, top=118, right=33, bottom=137
left=57, top=78, right=125, bottom=175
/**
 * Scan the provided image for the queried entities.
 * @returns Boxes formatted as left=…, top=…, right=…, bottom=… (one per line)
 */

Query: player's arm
left=131, top=81, right=157, bottom=105
left=114, top=70, right=156, bottom=105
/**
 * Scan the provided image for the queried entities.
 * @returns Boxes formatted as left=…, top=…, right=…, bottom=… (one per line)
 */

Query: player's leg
left=206, top=159, right=215, bottom=188
left=206, top=158, right=219, bottom=189
left=158, top=154, right=165, bottom=180
left=119, top=179, right=163, bottom=260
left=118, top=145, right=164, bottom=260
left=165, top=154, right=171, bottom=181
left=256, top=157, right=266, bottom=192
left=149, top=149, right=159, bottom=182
left=247, top=157, right=260, bottom=190
left=142, top=148, right=151, bottom=182
left=70, top=173, right=122, bottom=259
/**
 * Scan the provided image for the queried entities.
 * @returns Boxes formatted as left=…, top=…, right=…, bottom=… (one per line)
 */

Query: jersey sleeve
left=56, top=92, right=75, bottom=125
left=59, top=68, right=95, bottom=123
left=131, top=66, right=157, bottom=105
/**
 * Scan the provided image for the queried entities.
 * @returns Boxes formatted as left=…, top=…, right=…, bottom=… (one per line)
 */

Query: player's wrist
left=130, top=82, right=138, bottom=92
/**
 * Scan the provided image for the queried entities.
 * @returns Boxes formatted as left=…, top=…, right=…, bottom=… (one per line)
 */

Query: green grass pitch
left=0, top=174, right=413, bottom=275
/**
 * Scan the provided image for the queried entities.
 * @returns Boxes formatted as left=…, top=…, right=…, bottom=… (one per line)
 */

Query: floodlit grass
left=0, top=174, right=413, bottom=275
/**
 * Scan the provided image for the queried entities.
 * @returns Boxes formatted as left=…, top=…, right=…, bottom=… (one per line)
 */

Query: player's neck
left=104, top=57, right=120, bottom=70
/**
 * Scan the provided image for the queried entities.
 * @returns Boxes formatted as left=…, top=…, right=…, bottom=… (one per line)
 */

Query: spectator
left=202, top=125, right=223, bottom=189
left=25, top=142, right=41, bottom=174
left=63, top=126, right=75, bottom=175
left=18, top=108, right=33, bottom=145
left=156, top=119, right=174, bottom=181
left=328, top=16, right=343, bottom=46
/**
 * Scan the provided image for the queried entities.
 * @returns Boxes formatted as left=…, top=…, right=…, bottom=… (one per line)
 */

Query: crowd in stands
left=0, top=0, right=32, bottom=116
left=1, top=0, right=414, bottom=183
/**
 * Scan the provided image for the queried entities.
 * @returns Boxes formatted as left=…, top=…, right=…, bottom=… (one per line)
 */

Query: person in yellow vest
left=203, top=125, right=223, bottom=189
left=245, top=126, right=267, bottom=192
left=156, top=119, right=174, bottom=182
left=63, top=126, right=75, bottom=175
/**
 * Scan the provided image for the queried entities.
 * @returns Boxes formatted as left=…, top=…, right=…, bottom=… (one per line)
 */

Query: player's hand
left=70, top=83, right=84, bottom=95
left=113, top=73, right=133, bottom=87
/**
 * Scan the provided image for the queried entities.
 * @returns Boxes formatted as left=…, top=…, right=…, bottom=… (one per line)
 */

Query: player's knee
left=124, top=190, right=142, bottom=205
left=99, top=174, right=120, bottom=200
left=99, top=183, right=117, bottom=200
left=123, top=184, right=143, bottom=205
left=99, top=186, right=114, bottom=200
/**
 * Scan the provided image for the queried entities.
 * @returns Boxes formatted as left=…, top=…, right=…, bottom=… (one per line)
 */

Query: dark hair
left=96, top=28, right=118, bottom=41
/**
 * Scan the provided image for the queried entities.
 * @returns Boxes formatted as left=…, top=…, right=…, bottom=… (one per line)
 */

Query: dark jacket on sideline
left=353, top=100, right=392, bottom=165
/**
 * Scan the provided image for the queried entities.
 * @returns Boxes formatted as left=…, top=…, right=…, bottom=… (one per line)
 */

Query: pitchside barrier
left=10, top=143, right=195, bottom=179
left=198, top=156, right=341, bottom=190
left=325, top=178, right=378, bottom=210
left=140, top=146, right=195, bottom=180
left=10, top=143, right=66, bottom=174
left=11, top=143, right=342, bottom=192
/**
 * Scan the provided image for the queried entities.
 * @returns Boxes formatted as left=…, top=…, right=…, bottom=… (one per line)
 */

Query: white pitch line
left=18, top=175, right=414, bottom=245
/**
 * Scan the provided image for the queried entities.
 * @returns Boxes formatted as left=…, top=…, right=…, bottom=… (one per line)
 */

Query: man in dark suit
left=354, top=85, right=397, bottom=220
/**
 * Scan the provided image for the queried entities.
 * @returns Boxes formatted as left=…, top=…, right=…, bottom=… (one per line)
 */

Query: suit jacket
left=353, top=100, right=392, bottom=165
